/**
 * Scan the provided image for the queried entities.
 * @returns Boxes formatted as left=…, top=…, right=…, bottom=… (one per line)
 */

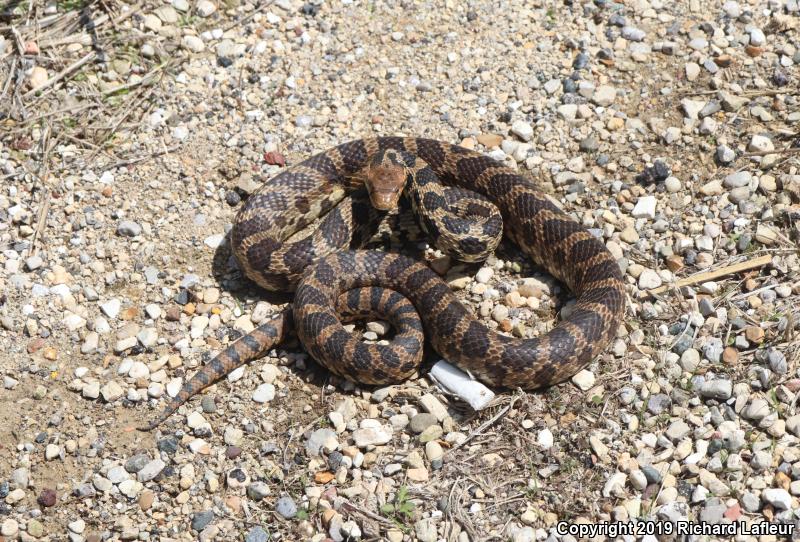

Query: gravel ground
left=1, top=0, right=800, bottom=541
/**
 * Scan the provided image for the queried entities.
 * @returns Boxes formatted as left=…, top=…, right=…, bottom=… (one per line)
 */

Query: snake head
left=364, top=150, right=408, bottom=210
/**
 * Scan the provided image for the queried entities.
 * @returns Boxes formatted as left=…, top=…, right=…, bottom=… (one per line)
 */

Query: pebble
left=136, top=459, right=165, bottom=482
left=2, top=519, right=19, bottom=537
left=511, top=121, right=533, bottom=142
left=117, top=220, right=142, bottom=237
left=762, top=488, right=791, bottom=510
left=632, top=196, right=657, bottom=219
left=571, top=369, right=595, bottom=390
left=191, top=510, right=214, bottom=531
left=307, top=429, right=339, bottom=457
left=410, top=413, right=438, bottom=434
left=592, top=85, right=616, bottom=106
left=275, top=496, right=298, bottom=518
left=245, top=527, right=269, bottom=542
left=638, top=269, right=662, bottom=290
left=749, top=135, right=774, bottom=153
left=537, top=428, right=554, bottom=449
left=699, top=380, right=732, bottom=401
left=252, top=383, right=275, bottom=403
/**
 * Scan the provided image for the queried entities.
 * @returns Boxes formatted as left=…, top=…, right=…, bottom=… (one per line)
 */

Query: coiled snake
left=139, top=137, right=625, bottom=431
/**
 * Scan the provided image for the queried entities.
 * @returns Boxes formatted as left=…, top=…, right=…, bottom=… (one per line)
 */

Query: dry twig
left=649, top=254, right=772, bottom=295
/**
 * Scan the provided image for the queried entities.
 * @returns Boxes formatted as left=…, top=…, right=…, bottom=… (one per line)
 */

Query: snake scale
left=139, top=137, right=625, bottom=431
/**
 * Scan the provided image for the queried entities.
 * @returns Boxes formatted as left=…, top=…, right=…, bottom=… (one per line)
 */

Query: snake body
left=139, top=137, right=625, bottom=431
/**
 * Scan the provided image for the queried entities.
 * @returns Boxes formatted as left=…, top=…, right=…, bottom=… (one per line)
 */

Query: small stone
left=27, top=519, right=44, bottom=538
left=681, top=99, right=705, bottom=119
left=755, top=224, right=778, bottom=245
left=247, top=481, right=270, bottom=501
left=762, top=488, right=791, bottom=510
left=191, top=510, right=214, bottom=531
left=724, top=172, right=751, bottom=191
left=511, top=120, right=533, bottom=142
left=117, top=220, right=142, bottom=237
left=699, top=380, right=732, bottom=401
left=475, top=267, right=494, bottom=283
left=136, top=459, right=166, bottom=482
left=647, top=394, right=671, bottom=414
left=638, top=269, right=662, bottom=290
left=537, top=428, right=554, bottom=449
left=36, top=488, right=56, bottom=507
left=716, top=145, right=736, bottom=163
left=2, top=519, right=19, bottom=538
left=139, top=490, right=155, bottom=511
left=632, top=196, right=656, bottom=219
left=100, top=381, right=124, bottom=402
left=571, top=369, right=595, bottom=390
left=749, top=28, right=766, bottom=47
left=592, top=85, right=617, bottom=106
left=745, top=326, right=764, bottom=344
left=245, top=527, right=269, bottom=542
left=275, top=496, right=298, bottom=518
left=722, top=347, right=738, bottom=364
left=665, top=420, right=690, bottom=441
left=307, top=429, right=339, bottom=457
left=252, top=383, right=275, bottom=403
left=664, top=177, right=681, bottom=193
left=45, top=444, right=61, bottom=460
left=685, top=63, right=701, bottom=81
left=68, top=519, right=86, bottom=534
left=742, top=398, right=770, bottom=422
left=353, top=424, right=393, bottom=447
left=182, top=35, right=205, bottom=52
left=28, top=66, right=48, bottom=89
left=748, top=135, right=774, bottom=153
left=425, top=441, right=444, bottom=462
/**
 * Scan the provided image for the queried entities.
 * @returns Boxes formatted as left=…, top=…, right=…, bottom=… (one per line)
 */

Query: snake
left=138, top=137, right=626, bottom=431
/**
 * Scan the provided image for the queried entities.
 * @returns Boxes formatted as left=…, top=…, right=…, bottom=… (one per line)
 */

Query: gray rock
left=647, top=394, right=671, bottom=415
left=579, top=136, right=599, bottom=152
left=107, top=465, right=129, bottom=484
left=306, top=428, right=339, bottom=457
left=25, top=255, right=43, bottom=271
left=92, top=474, right=113, bottom=492
left=246, top=481, right=270, bottom=501
left=741, top=491, right=761, bottom=512
left=749, top=27, right=766, bottom=47
left=511, top=120, right=533, bottom=142
left=657, top=501, right=688, bottom=522
left=410, top=413, right=438, bottom=434
left=699, top=380, right=732, bottom=401
left=117, top=220, right=142, bottom=237
left=414, top=519, right=438, bottom=542
left=699, top=100, right=722, bottom=118
left=699, top=498, right=726, bottom=524
left=786, top=414, right=800, bottom=436
left=716, top=145, right=736, bottom=163
left=245, top=526, right=268, bottom=542
left=136, top=459, right=165, bottom=482
left=741, top=398, right=770, bottom=422
left=750, top=450, right=771, bottom=472
left=191, top=510, right=214, bottom=531
left=767, top=349, right=787, bottom=374
left=641, top=465, right=662, bottom=484
left=723, top=171, right=751, bottom=188
left=275, top=496, right=297, bottom=519
left=252, top=383, right=275, bottom=403
left=124, top=454, right=150, bottom=473
left=621, top=26, right=646, bottom=41
left=665, top=420, right=691, bottom=441
left=762, top=488, right=791, bottom=510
